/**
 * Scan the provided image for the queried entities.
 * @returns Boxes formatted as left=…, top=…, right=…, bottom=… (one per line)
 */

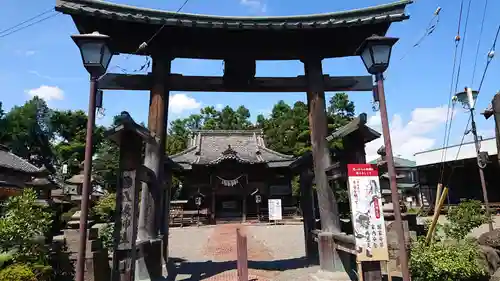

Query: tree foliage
left=0, top=92, right=356, bottom=195
left=410, top=200, right=490, bottom=281
left=0, top=97, right=54, bottom=168
left=0, top=189, right=52, bottom=265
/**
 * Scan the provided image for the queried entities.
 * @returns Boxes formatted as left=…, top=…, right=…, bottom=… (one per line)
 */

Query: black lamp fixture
left=71, top=31, right=113, bottom=77
left=355, top=34, right=399, bottom=75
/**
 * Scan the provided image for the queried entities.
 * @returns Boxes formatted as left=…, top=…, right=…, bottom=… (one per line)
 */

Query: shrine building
left=169, top=130, right=295, bottom=223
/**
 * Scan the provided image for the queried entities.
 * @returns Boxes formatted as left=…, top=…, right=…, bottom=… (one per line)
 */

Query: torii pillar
left=303, top=57, right=346, bottom=278
left=137, top=55, right=171, bottom=280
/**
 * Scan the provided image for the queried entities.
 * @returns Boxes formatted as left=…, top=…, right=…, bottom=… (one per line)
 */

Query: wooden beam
left=98, top=73, right=373, bottom=92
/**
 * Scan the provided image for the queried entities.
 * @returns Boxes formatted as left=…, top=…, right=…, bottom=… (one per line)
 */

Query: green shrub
left=0, top=264, right=37, bottom=281
left=407, top=207, right=420, bottom=214
left=99, top=223, right=114, bottom=251
left=49, top=240, right=74, bottom=281
left=92, top=193, right=116, bottom=222
left=410, top=200, right=491, bottom=281
left=444, top=199, right=491, bottom=240
left=0, top=189, right=52, bottom=265
left=60, top=207, right=79, bottom=224
left=410, top=238, right=488, bottom=281
left=0, top=250, right=14, bottom=269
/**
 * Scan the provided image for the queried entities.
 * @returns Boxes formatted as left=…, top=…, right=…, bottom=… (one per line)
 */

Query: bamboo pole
left=434, top=183, right=442, bottom=213
left=425, top=187, right=449, bottom=245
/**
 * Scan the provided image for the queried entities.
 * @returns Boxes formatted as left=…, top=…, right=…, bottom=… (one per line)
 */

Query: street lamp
left=356, top=34, right=411, bottom=281
left=454, top=88, right=494, bottom=231
left=71, top=31, right=113, bottom=281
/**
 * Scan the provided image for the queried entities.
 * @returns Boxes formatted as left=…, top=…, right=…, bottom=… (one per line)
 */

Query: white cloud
left=25, top=50, right=36, bottom=56
left=25, top=85, right=64, bottom=101
left=215, top=104, right=224, bottom=110
left=240, top=0, right=267, bottom=13
left=365, top=105, right=454, bottom=161
left=169, top=93, right=201, bottom=114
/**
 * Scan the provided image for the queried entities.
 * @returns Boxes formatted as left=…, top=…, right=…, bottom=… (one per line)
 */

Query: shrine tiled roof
left=55, top=0, right=412, bottom=59
left=56, top=0, right=411, bottom=31
left=0, top=144, right=42, bottom=174
left=170, top=130, right=295, bottom=169
left=326, top=113, right=381, bottom=143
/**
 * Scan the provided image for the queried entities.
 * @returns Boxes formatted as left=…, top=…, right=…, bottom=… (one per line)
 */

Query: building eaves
left=326, top=113, right=381, bottom=143
left=0, top=148, right=41, bottom=174
left=55, top=0, right=411, bottom=30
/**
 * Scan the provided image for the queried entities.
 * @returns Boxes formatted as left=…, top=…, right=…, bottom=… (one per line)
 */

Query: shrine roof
left=169, top=130, right=295, bottom=169
left=55, top=0, right=412, bottom=59
left=326, top=113, right=381, bottom=143
left=0, top=144, right=42, bottom=174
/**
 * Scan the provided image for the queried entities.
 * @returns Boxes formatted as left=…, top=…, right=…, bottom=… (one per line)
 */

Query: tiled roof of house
left=369, top=156, right=416, bottom=168
left=170, top=130, right=295, bottom=169
left=0, top=144, right=41, bottom=174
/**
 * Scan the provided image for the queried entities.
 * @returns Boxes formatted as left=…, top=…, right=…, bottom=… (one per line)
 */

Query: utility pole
left=459, top=87, right=493, bottom=231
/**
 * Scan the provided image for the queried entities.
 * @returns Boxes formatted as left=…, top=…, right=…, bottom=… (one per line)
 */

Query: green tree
left=259, top=93, right=355, bottom=156
left=51, top=110, right=105, bottom=176
left=0, top=97, right=54, bottom=168
left=0, top=189, right=52, bottom=265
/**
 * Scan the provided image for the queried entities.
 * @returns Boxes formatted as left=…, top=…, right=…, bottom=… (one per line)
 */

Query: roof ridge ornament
left=221, top=145, right=237, bottom=156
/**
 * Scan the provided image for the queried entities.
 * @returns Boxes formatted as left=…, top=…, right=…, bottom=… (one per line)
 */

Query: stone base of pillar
left=309, top=270, right=352, bottom=281
left=135, top=239, right=163, bottom=281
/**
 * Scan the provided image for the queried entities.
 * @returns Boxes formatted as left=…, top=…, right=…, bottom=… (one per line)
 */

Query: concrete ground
left=167, top=223, right=319, bottom=281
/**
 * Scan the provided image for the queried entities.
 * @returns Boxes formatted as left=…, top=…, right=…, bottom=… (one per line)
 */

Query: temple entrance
left=57, top=0, right=412, bottom=279
left=216, top=195, right=243, bottom=221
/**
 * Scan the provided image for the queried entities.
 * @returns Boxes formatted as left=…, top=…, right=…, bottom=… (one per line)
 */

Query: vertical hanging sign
left=347, top=164, right=389, bottom=261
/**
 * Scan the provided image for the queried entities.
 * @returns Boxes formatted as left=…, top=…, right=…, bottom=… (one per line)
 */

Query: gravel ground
left=166, top=224, right=317, bottom=281
left=246, top=224, right=306, bottom=260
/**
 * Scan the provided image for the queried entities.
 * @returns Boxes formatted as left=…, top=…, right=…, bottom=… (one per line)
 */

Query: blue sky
left=0, top=0, right=499, bottom=161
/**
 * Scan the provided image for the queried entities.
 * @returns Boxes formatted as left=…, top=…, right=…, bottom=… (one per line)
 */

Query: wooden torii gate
left=56, top=0, right=411, bottom=279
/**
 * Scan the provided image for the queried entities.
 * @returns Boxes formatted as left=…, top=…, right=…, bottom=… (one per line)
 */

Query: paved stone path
left=167, top=223, right=313, bottom=281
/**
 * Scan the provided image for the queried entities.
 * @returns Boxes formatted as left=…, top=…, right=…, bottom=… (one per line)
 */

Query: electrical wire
left=398, top=7, right=441, bottom=62
left=0, top=12, right=60, bottom=39
left=443, top=23, right=499, bottom=187
left=383, top=6, right=441, bottom=81
left=438, top=0, right=465, bottom=184
left=0, top=8, right=55, bottom=36
left=107, top=0, right=191, bottom=74
left=452, top=0, right=472, bottom=95
left=471, top=0, right=489, bottom=86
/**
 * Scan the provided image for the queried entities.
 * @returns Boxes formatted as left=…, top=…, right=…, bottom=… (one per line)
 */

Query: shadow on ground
left=165, top=256, right=316, bottom=281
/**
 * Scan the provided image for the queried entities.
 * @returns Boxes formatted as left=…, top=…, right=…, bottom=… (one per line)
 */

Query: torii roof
left=55, top=0, right=412, bottom=59
left=170, top=130, right=295, bottom=169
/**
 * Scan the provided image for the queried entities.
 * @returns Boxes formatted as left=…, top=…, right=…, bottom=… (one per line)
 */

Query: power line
left=438, top=0, right=466, bottom=184
left=471, top=0, right=489, bottom=86
left=0, top=8, right=55, bottom=36
left=107, top=0, right=192, bottom=74
left=398, top=7, right=441, bottom=62
left=0, top=12, right=59, bottom=39
left=443, top=23, right=499, bottom=187
left=453, top=0, right=472, bottom=94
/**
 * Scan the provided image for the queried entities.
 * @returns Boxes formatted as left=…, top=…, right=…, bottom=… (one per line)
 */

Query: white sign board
left=347, top=164, right=389, bottom=262
left=268, top=199, right=282, bottom=221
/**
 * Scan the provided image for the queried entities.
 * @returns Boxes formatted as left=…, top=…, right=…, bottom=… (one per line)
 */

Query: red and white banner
left=347, top=164, right=389, bottom=262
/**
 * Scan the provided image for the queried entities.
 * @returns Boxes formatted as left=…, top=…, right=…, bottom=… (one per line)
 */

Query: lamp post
left=454, top=88, right=494, bottom=231
left=71, top=31, right=113, bottom=281
left=356, top=34, right=411, bottom=281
